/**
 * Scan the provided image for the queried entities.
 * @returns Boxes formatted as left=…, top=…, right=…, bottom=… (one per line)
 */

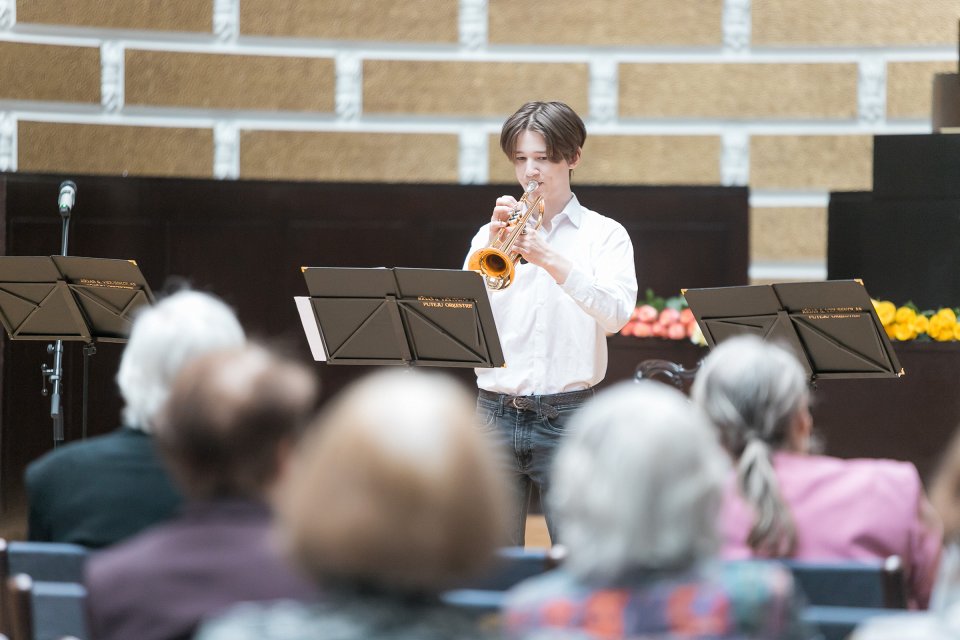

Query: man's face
left=511, top=130, right=580, bottom=202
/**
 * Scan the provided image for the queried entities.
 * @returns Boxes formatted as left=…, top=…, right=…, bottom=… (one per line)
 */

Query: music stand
left=0, top=255, right=154, bottom=442
left=296, top=267, right=504, bottom=368
left=683, top=279, right=902, bottom=382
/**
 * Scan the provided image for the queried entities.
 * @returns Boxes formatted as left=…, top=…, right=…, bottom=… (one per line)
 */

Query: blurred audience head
left=691, top=334, right=810, bottom=556
left=117, top=289, right=245, bottom=432
left=550, top=380, right=728, bottom=582
left=277, top=368, right=507, bottom=593
left=931, top=429, right=960, bottom=542
left=153, top=343, right=318, bottom=502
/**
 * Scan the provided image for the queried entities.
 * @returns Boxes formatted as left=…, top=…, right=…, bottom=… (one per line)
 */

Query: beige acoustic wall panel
left=18, top=122, right=213, bottom=178
left=0, top=42, right=100, bottom=103
left=753, top=0, right=959, bottom=46
left=487, top=134, right=721, bottom=185
left=887, top=61, right=958, bottom=119
left=125, top=51, right=335, bottom=112
left=16, top=0, right=211, bottom=31
left=750, top=135, right=873, bottom=191
left=489, top=0, right=723, bottom=46
left=240, top=0, right=458, bottom=42
left=750, top=207, right=827, bottom=262
left=364, top=61, right=589, bottom=117
left=620, top=63, right=858, bottom=119
left=240, top=131, right=459, bottom=183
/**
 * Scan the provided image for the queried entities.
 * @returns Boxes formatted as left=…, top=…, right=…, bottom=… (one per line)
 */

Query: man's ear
left=789, top=405, right=813, bottom=453
left=568, top=147, right=582, bottom=169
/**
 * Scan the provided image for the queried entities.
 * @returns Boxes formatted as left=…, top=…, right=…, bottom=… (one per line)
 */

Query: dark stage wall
left=0, top=173, right=749, bottom=511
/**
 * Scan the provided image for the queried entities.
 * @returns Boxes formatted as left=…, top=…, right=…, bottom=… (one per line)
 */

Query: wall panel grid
left=1, top=0, right=957, bottom=280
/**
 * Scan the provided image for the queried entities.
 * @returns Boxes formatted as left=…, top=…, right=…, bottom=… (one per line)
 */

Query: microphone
left=58, top=180, right=77, bottom=215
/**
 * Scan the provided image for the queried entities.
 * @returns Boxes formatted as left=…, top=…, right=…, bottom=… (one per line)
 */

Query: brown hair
left=277, top=368, right=508, bottom=593
left=153, top=344, right=318, bottom=501
left=500, top=101, right=586, bottom=164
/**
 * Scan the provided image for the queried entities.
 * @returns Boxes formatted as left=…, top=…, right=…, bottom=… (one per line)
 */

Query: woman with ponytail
left=691, top=335, right=942, bottom=609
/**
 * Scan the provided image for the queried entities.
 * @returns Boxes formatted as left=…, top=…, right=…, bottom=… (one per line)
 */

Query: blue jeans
left=476, top=388, right=593, bottom=546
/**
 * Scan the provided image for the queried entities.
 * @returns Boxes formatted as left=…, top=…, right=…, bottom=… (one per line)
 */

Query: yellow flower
left=955, top=322, right=960, bottom=341
left=875, top=301, right=896, bottom=326
left=929, top=316, right=945, bottom=340
left=935, top=326, right=956, bottom=342
left=931, top=310, right=959, bottom=342
left=895, top=307, right=916, bottom=325
left=935, top=308, right=957, bottom=325
left=894, top=323, right=916, bottom=341
left=913, top=315, right=929, bottom=335
left=884, top=323, right=897, bottom=339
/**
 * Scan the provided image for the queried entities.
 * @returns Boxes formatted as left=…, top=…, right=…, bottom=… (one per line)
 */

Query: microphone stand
left=40, top=184, right=74, bottom=447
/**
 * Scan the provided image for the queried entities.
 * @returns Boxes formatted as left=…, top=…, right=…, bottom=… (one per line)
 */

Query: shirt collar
left=551, top=193, right=583, bottom=229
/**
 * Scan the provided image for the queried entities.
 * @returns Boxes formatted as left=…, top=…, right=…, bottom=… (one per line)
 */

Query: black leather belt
left=478, top=388, right=594, bottom=420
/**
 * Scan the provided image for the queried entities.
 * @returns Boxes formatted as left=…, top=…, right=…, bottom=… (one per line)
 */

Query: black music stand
left=296, top=267, right=504, bottom=368
left=683, top=279, right=902, bottom=382
left=0, top=256, right=154, bottom=441
left=0, top=256, right=153, bottom=341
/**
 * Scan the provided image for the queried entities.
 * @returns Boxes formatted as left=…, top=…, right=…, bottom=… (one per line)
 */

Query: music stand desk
left=0, top=256, right=154, bottom=344
left=683, top=280, right=902, bottom=381
left=298, top=267, right=504, bottom=369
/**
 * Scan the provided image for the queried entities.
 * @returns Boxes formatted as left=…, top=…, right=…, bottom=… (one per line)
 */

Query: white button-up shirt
left=464, top=194, right=637, bottom=395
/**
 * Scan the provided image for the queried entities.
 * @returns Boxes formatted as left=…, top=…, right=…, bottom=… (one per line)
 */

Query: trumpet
left=468, top=181, right=545, bottom=290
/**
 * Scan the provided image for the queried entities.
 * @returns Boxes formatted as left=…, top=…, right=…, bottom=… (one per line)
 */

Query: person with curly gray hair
left=692, top=334, right=942, bottom=609
left=503, top=380, right=814, bottom=639
left=25, top=288, right=245, bottom=548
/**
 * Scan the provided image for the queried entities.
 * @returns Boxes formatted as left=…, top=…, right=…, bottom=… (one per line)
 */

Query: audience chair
left=5, top=574, right=88, bottom=640
left=781, top=556, right=906, bottom=609
left=443, top=546, right=566, bottom=619
left=776, top=556, right=906, bottom=640
left=634, top=359, right=699, bottom=390
left=0, top=540, right=88, bottom=640
left=461, top=546, right=560, bottom=591
left=3, top=542, right=87, bottom=585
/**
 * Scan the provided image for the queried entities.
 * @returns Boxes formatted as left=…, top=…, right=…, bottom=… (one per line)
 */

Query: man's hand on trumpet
left=513, top=226, right=573, bottom=285
left=488, top=194, right=520, bottom=243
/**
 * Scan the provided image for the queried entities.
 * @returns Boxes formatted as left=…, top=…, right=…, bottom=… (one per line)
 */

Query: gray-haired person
left=25, top=288, right=245, bottom=548
left=693, top=334, right=941, bottom=609
left=503, top=381, right=815, bottom=639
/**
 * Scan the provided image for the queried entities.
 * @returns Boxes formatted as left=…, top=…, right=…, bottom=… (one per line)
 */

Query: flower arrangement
left=620, top=289, right=703, bottom=343
left=872, top=299, right=960, bottom=342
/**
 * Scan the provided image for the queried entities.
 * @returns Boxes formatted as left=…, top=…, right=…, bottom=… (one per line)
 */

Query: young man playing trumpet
left=464, top=101, right=637, bottom=545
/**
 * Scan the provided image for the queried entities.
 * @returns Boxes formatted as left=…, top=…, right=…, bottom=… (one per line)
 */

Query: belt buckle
left=509, top=397, right=523, bottom=410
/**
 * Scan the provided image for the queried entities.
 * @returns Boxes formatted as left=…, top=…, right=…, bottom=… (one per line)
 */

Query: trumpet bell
left=468, top=247, right=515, bottom=290
left=468, top=181, right=543, bottom=290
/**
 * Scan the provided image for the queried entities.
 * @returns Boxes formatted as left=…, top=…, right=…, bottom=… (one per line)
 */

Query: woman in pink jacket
left=691, top=335, right=942, bottom=608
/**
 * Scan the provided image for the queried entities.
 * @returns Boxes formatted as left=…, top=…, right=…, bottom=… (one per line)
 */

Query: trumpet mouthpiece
left=525, top=180, right=539, bottom=192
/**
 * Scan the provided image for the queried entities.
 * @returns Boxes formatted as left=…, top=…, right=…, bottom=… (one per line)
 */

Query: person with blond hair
left=503, top=381, right=814, bottom=639
left=691, top=334, right=942, bottom=608
left=196, top=368, right=509, bottom=640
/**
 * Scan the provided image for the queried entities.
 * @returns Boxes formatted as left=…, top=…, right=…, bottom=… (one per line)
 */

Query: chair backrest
left=5, top=574, right=88, bottom=640
left=780, top=556, right=907, bottom=609
left=7, top=543, right=87, bottom=585
left=460, top=546, right=555, bottom=591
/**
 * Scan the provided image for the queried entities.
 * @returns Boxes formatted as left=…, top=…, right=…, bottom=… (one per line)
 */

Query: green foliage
left=639, top=288, right=688, bottom=312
